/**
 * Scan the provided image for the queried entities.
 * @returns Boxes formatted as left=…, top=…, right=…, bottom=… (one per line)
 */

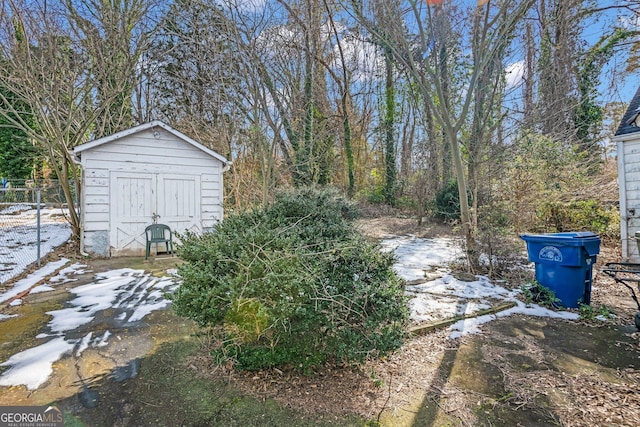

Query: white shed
left=614, top=86, right=640, bottom=261
left=73, top=121, right=230, bottom=257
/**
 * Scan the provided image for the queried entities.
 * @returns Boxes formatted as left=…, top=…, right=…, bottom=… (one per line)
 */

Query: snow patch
left=382, top=236, right=580, bottom=339
left=0, top=265, right=180, bottom=390
left=0, top=338, right=75, bottom=390
left=0, top=258, right=69, bottom=304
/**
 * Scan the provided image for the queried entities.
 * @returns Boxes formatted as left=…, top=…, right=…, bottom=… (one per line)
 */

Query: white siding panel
left=85, top=194, right=109, bottom=205
left=90, top=134, right=219, bottom=160
left=622, top=138, right=640, bottom=261
left=201, top=186, right=219, bottom=195
left=201, top=180, right=220, bottom=191
left=201, top=174, right=220, bottom=183
left=626, top=218, right=640, bottom=261
left=202, top=209, right=222, bottom=220
left=623, top=160, right=640, bottom=174
left=202, top=199, right=221, bottom=209
left=83, top=158, right=220, bottom=175
left=85, top=169, right=109, bottom=178
left=92, top=141, right=198, bottom=157
left=624, top=171, right=640, bottom=186
left=85, top=186, right=109, bottom=196
left=84, top=203, right=109, bottom=214
left=201, top=200, right=222, bottom=209
left=627, top=219, right=640, bottom=232
left=623, top=179, right=640, bottom=192
left=84, top=212, right=109, bottom=225
left=82, top=165, right=110, bottom=235
left=623, top=139, right=640, bottom=155
left=83, top=153, right=218, bottom=169
left=202, top=204, right=220, bottom=211
left=85, top=177, right=109, bottom=187
left=202, top=219, right=221, bottom=228
left=626, top=193, right=640, bottom=204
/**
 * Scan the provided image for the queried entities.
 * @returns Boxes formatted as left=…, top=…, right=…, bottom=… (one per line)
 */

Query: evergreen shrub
left=433, top=178, right=471, bottom=221
left=536, top=199, right=619, bottom=238
left=172, top=187, right=408, bottom=371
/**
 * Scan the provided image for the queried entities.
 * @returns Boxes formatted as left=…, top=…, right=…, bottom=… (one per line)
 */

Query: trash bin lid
left=520, top=232, right=599, bottom=241
left=546, top=231, right=598, bottom=238
left=520, top=232, right=600, bottom=256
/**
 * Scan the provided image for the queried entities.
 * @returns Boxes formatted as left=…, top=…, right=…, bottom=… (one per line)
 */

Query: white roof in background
left=73, top=120, right=230, bottom=165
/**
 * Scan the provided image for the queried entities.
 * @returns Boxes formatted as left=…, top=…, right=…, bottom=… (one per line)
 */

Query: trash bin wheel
left=635, top=312, right=640, bottom=331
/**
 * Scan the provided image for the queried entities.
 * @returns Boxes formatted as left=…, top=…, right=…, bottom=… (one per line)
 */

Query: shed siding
left=79, top=127, right=224, bottom=256
left=622, top=137, right=640, bottom=261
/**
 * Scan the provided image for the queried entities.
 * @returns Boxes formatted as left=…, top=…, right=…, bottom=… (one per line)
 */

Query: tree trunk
left=383, top=46, right=396, bottom=205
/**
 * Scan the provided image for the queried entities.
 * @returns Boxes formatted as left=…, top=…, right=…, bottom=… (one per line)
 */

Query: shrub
left=474, top=201, right=524, bottom=279
left=521, top=282, right=560, bottom=308
left=578, top=303, right=615, bottom=322
left=535, top=199, right=619, bottom=238
left=172, top=187, right=408, bottom=371
left=362, top=184, right=386, bottom=204
left=433, top=178, right=471, bottom=222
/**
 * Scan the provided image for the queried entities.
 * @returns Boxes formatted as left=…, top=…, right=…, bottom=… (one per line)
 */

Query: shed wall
left=80, top=128, right=223, bottom=256
left=620, top=136, right=640, bottom=261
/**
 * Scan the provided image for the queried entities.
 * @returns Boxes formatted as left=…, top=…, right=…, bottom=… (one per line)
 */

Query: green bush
left=172, top=187, right=408, bottom=371
left=521, top=282, right=560, bottom=308
left=578, top=303, right=615, bottom=322
left=535, top=199, right=619, bottom=238
left=433, top=178, right=471, bottom=221
left=359, top=184, right=386, bottom=204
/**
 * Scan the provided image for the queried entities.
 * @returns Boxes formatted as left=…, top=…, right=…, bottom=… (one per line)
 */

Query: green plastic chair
left=145, top=224, right=174, bottom=259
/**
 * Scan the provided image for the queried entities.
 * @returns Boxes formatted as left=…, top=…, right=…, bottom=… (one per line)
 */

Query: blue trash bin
left=520, top=232, right=601, bottom=308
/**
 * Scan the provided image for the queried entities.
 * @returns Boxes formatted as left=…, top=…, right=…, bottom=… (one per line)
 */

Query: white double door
left=110, top=172, right=201, bottom=255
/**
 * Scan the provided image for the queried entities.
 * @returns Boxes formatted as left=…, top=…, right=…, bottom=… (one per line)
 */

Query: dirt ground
left=1, top=216, right=639, bottom=426
left=197, top=217, right=640, bottom=426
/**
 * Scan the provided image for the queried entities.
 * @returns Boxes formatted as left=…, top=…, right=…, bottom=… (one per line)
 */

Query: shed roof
left=615, top=85, right=640, bottom=136
left=73, top=120, right=231, bottom=165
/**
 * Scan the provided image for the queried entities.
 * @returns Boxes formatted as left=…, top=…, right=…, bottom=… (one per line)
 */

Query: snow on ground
left=27, top=262, right=89, bottom=295
left=47, top=262, right=90, bottom=284
left=0, top=234, right=581, bottom=390
left=0, top=338, right=74, bottom=390
left=0, top=258, right=69, bottom=304
left=42, top=268, right=177, bottom=335
left=0, top=266, right=179, bottom=390
left=0, top=206, right=72, bottom=284
left=381, top=236, right=463, bottom=282
left=382, top=235, right=579, bottom=339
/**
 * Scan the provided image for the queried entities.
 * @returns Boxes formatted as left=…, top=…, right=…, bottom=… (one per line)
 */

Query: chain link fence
left=0, top=180, right=74, bottom=285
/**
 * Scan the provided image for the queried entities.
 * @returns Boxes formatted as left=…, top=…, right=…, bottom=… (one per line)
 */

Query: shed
left=614, top=86, right=640, bottom=261
left=73, top=120, right=230, bottom=257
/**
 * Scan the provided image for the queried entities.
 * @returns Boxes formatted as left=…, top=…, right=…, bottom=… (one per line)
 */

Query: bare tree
left=349, top=0, right=535, bottom=266
left=64, top=0, right=156, bottom=138
left=0, top=1, right=94, bottom=238
left=321, top=0, right=356, bottom=195
left=0, top=0, right=154, bottom=240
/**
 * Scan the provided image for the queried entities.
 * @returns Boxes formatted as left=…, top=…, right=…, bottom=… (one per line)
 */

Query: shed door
left=110, top=172, right=201, bottom=255
left=110, top=172, right=156, bottom=254
left=158, top=174, right=201, bottom=234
